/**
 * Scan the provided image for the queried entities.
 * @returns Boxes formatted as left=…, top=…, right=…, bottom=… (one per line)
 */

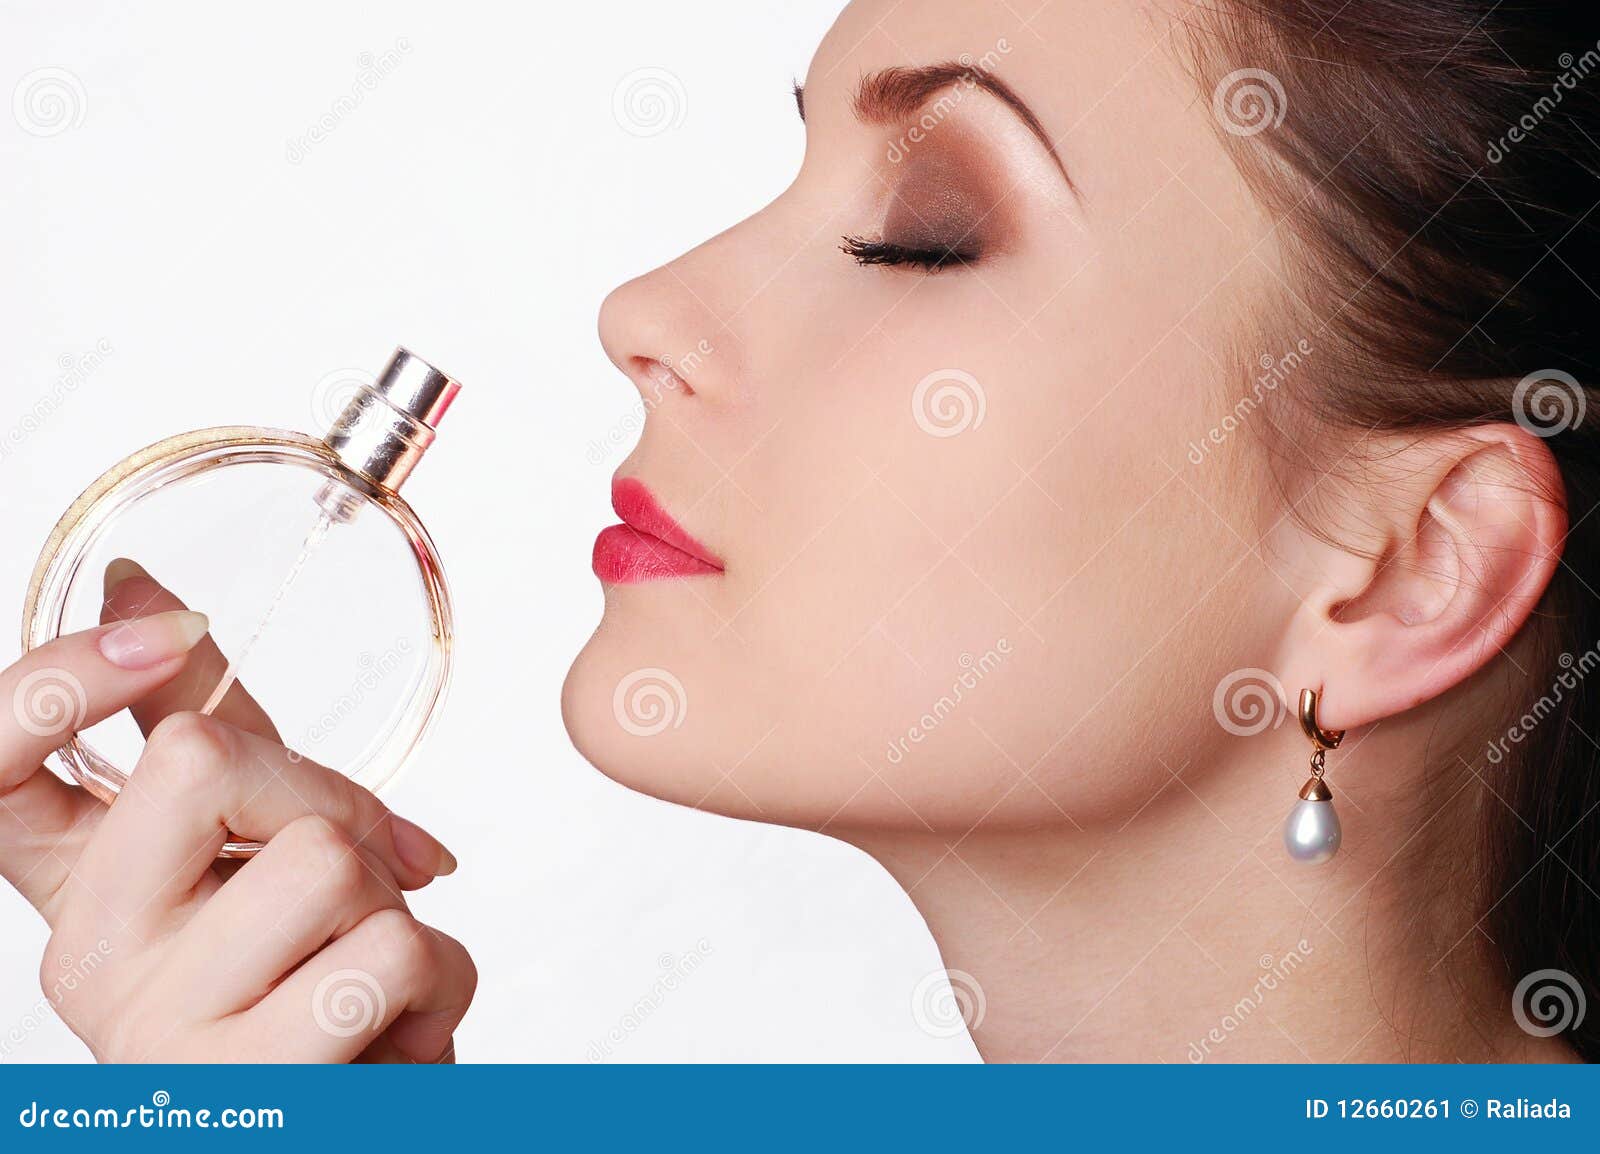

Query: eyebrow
left=794, top=64, right=1076, bottom=194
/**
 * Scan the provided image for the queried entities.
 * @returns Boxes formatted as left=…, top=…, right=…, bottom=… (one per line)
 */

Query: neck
left=836, top=721, right=1569, bottom=1063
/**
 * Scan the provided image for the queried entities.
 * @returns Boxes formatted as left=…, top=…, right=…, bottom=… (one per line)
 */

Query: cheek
left=564, top=242, right=1286, bottom=831
left=715, top=271, right=1284, bottom=826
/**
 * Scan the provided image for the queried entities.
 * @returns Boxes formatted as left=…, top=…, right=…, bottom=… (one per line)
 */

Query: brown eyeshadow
left=880, top=136, right=1010, bottom=253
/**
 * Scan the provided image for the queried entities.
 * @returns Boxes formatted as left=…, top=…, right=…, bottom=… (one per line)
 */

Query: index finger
left=73, top=712, right=456, bottom=933
left=100, top=558, right=282, bottom=744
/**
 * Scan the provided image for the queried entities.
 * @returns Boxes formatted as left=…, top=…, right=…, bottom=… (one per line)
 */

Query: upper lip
left=611, top=476, right=724, bottom=570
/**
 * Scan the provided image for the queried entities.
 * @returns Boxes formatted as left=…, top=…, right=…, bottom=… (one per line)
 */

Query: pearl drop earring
left=1283, top=688, right=1345, bottom=864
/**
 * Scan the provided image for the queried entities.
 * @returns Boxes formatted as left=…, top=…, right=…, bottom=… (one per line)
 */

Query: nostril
left=632, top=355, right=695, bottom=401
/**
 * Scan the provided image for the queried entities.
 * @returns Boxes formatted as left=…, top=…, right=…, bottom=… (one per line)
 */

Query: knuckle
left=327, top=774, right=380, bottom=832
left=362, top=908, right=431, bottom=983
left=138, top=712, right=233, bottom=797
left=280, top=816, right=360, bottom=892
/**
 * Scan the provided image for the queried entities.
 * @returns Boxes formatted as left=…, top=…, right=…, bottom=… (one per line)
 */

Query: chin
left=561, top=612, right=1046, bottom=836
left=559, top=614, right=765, bottom=821
left=559, top=613, right=889, bottom=831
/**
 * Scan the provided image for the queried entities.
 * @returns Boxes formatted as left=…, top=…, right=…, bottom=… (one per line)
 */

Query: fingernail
left=102, top=557, right=151, bottom=599
left=391, top=814, right=457, bottom=877
left=98, top=610, right=209, bottom=670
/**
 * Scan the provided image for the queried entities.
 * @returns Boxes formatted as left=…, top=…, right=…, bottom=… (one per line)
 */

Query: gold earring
left=1283, top=688, right=1344, bottom=864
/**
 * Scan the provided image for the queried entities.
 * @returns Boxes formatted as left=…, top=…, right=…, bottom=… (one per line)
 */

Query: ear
left=1276, top=424, right=1566, bottom=732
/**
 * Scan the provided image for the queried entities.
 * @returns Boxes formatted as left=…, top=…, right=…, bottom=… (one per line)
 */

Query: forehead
left=809, top=0, right=1246, bottom=208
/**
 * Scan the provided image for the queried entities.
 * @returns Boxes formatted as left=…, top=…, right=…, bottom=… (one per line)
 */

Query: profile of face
left=564, top=0, right=1283, bottom=836
left=561, top=0, right=1558, bottom=848
left=562, top=0, right=1595, bottom=1061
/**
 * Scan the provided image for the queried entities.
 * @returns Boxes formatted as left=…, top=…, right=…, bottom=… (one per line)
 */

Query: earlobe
left=1281, top=425, right=1566, bottom=733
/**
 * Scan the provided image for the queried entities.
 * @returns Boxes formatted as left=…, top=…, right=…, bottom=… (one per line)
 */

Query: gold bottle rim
left=22, top=427, right=324, bottom=644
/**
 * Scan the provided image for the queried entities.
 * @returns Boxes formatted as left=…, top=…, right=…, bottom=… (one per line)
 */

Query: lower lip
left=592, top=526, right=722, bottom=583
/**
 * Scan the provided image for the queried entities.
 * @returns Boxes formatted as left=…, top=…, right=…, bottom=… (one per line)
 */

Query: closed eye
left=840, top=235, right=979, bottom=272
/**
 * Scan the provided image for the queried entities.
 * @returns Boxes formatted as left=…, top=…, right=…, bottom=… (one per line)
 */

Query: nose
left=597, top=236, right=745, bottom=407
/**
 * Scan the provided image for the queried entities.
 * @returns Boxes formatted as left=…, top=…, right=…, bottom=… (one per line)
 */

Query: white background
left=0, top=0, right=977, bottom=1062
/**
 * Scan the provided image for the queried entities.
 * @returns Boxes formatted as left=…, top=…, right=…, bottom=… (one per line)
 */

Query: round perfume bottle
left=20, top=348, right=460, bottom=856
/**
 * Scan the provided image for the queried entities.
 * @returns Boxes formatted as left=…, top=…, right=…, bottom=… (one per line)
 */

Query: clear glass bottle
left=20, top=347, right=460, bottom=855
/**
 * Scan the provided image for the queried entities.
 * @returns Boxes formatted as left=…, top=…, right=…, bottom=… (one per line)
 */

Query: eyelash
left=839, top=235, right=979, bottom=272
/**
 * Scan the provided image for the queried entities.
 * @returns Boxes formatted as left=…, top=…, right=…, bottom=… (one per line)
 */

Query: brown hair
left=1189, top=2, right=1600, bottom=1058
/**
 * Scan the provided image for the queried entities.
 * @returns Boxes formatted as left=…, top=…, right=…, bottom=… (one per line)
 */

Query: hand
left=0, top=561, right=475, bottom=1062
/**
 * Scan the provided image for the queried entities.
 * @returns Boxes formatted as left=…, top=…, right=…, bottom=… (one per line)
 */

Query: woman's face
left=563, top=0, right=1296, bottom=832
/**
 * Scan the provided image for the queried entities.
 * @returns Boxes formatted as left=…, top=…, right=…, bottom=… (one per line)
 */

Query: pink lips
left=592, top=477, right=723, bottom=583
